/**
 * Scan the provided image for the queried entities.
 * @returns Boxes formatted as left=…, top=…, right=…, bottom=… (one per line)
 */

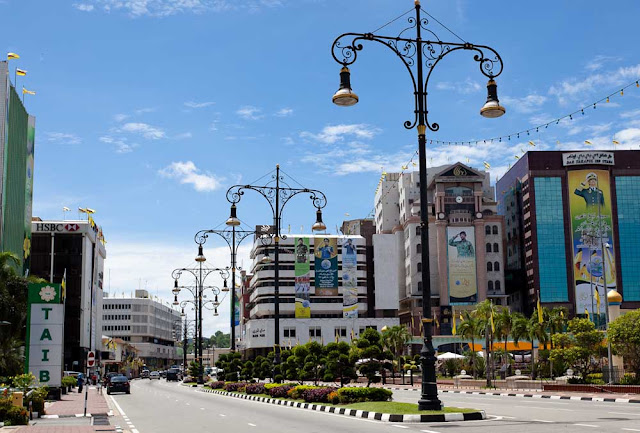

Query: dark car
left=166, top=368, right=181, bottom=382
left=107, top=376, right=130, bottom=394
left=105, top=372, right=121, bottom=385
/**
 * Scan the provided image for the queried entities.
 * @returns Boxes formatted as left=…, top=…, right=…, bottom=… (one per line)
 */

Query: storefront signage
left=562, top=152, right=614, bottom=166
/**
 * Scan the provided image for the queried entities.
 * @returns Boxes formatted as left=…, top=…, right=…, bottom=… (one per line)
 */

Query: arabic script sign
left=562, top=152, right=614, bottom=166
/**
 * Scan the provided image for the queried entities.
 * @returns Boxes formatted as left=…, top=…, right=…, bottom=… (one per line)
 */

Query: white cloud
left=119, top=122, right=165, bottom=139
left=500, top=94, right=547, bottom=114
left=300, top=124, right=381, bottom=144
left=435, top=78, right=482, bottom=94
left=113, top=113, right=129, bottom=122
left=621, top=108, right=640, bottom=119
left=158, top=161, right=222, bottom=192
left=46, top=132, right=82, bottom=145
left=585, top=55, right=621, bottom=72
left=100, top=135, right=136, bottom=153
left=549, top=63, right=640, bottom=104
left=105, top=239, right=252, bottom=336
left=236, top=105, right=263, bottom=120
left=274, top=108, right=293, bottom=117
left=73, top=3, right=95, bottom=11
left=184, top=101, right=215, bottom=109
left=134, top=107, right=156, bottom=115
left=83, top=0, right=283, bottom=17
left=173, top=132, right=193, bottom=140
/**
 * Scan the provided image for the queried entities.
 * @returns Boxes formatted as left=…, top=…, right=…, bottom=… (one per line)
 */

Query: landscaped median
left=200, top=382, right=485, bottom=423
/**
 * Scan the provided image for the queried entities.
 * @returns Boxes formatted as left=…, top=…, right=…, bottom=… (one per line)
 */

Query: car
left=149, top=371, right=160, bottom=380
left=107, top=376, right=130, bottom=395
left=159, top=370, right=167, bottom=378
left=166, top=368, right=181, bottom=382
left=140, top=370, right=150, bottom=379
left=104, top=372, right=122, bottom=385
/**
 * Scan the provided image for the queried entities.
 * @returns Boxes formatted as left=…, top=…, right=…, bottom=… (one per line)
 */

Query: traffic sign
left=87, top=351, right=95, bottom=367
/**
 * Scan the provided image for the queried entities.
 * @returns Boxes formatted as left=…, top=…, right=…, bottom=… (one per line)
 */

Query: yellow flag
left=435, top=314, right=440, bottom=329
left=452, top=317, right=457, bottom=336
left=7, top=52, right=19, bottom=60
left=16, top=68, right=27, bottom=76
left=595, top=289, right=601, bottom=314
left=585, top=308, right=590, bottom=320
left=490, top=309, right=495, bottom=334
left=459, top=312, right=464, bottom=322
left=537, top=297, right=543, bottom=324
left=22, top=87, right=35, bottom=95
left=560, top=310, right=564, bottom=319
left=61, top=269, right=67, bottom=301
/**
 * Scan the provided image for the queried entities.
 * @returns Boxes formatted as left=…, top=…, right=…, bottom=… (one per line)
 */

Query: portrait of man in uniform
left=448, top=231, right=475, bottom=257
left=574, top=171, right=604, bottom=209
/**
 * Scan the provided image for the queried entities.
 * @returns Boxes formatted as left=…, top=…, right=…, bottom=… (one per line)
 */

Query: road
left=106, top=379, right=640, bottom=433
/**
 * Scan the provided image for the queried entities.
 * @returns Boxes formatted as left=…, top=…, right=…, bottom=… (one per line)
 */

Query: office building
left=373, top=163, right=506, bottom=336
left=497, top=150, right=640, bottom=317
left=30, top=218, right=106, bottom=371
left=102, top=289, right=181, bottom=369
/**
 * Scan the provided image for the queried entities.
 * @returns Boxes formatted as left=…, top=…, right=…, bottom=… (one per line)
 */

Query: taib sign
left=25, top=283, right=63, bottom=387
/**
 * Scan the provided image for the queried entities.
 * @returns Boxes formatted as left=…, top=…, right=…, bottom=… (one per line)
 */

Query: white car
left=149, top=371, right=160, bottom=380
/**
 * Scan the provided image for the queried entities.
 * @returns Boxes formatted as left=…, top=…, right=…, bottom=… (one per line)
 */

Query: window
left=493, top=243, right=499, bottom=252
left=492, top=225, right=498, bottom=235
left=495, top=281, right=501, bottom=291
left=488, top=281, right=494, bottom=291
left=486, top=243, right=492, bottom=253
left=485, top=226, right=491, bottom=235
left=417, top=281, right=422, bottom=291
left=417, top=262, right=422, bottom=273
left=494, top=262, right=500, bottom=272
left=284, top=327, right=296, bottom=338
left=416, top=243, right=421, bottom=254
left=416, top=226, right=421, bottom=236
left=335, top=327, right=347, bottom=337
left=309, top=327, right=322, bottom=338
left=487, top=262, right=493, bottom=272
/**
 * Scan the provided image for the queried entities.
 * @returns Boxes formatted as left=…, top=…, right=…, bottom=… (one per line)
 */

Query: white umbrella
left=436, top=352, right=465, bottom=360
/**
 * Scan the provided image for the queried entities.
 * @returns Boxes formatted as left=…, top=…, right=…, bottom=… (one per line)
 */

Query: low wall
left=543, top=384, right=640, bottom=394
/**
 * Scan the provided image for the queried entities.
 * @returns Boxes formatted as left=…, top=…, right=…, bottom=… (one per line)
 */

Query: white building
left=240, top=234, right=398, bottom=356
left=102, top=290, right=181, bottom=369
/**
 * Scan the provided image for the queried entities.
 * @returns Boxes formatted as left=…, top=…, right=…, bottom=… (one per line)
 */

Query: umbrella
left=436, top=352, right=465, bottom=360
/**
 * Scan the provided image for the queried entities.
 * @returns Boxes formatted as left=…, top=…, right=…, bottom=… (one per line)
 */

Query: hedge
left=224, top=382, right=247, bottom=392
left=245, top=383, right=266, bottom=394
left=269, top=384, right=295, bottom=398
left=207, top=381, right=226, bottom=389
left=287, top=385, right=319, bottom=400
left=327, top=387, right=393, bottom=404
left=301, top=387, right=336, bottom=403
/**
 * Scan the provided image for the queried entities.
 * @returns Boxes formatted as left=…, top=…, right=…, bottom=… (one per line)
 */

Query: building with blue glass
left=497, top=150, right=640, bottom=316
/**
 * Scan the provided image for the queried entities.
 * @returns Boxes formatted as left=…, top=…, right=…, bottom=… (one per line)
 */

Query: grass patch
left=339, top=401, right=476, bottom=415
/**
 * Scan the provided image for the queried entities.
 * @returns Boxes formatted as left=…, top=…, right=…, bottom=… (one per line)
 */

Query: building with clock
left=373, top=163, right=506, bottom=338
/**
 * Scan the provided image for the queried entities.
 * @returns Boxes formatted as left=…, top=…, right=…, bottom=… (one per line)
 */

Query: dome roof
left=607, top=289, right=622, bottom=304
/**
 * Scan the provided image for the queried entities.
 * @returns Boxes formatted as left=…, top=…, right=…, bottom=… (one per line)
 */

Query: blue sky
left=2, top=0, right=640, bottom=335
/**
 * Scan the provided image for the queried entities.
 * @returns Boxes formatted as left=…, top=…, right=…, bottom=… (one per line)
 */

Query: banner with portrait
left=314, top=237, right=338, bottom=296
left=568, top=169, right=616, bottom=321
left=294, top=237, right=311, bottom=318
left=447, top=226, right=478, bottom=303
left=341, top=238, right=358, bottom=318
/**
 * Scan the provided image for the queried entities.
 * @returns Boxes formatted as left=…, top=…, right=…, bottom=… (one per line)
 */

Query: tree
left=494, top=307, right=514, bottom=367
left=188, top=360, right=202, bottom=379
left=240, top=361, right=254, bottom=381
left=300, top=341, right=325, bottom=385
left=457, top=312, right=483, bottom=379
left=354, top=328, right=384, bottom=386
left=608, top=309, right=640, bottom=377
left=381, top=325, right=411, bottom=378
left=545, top=307, right=568, bottom=377
left=209, top=331, right=230, bottom=348
left=474, top=300, right=500, bottom=385
left=324, top=341, right=357, bottom=386
left=253, top=355, right=271, bottom=381
left=549, top=318, right=604, bottom=380
left=216, top=352, right=243, bottom=381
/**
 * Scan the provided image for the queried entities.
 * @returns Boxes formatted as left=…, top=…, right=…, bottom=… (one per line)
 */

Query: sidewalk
left=8, top=427, right=113, bottom=432
left=42, top=387, right=111, bottom=418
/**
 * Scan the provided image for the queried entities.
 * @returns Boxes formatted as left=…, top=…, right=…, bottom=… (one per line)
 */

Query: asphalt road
left=106, top=379, right=640, bottom=433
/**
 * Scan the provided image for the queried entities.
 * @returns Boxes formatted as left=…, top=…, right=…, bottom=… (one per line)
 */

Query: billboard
left=447, top=227, right=478, bottom=303
left=26, top=283, right=63, bottom=387
left=23, top=115, right=35, bottom=274
left=568, top=169, right=615, bottom=320
left=294, top=237, right=311, bottom=318
left=341, top=238, right=358, bottom=318
left=314, top=237, right=338, bottom=296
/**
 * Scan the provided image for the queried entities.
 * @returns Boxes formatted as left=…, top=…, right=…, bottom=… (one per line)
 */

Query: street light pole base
left=418, top=398, right=443, bottom=411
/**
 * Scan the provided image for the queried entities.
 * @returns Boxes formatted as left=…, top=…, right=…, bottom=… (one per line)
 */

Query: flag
left=528, top=141, right=536, bottom=147
left=350, top=328, right=355, bottom=340
left=435, top=314, right=440, bottom=329
left=514, top=155, right=520, bottom=160
left=335, top=332, right=339, bottom=343
left=7, top=52, right=19, bottom=60
left=490, top=309, right=495, bottom=334
left=595, top=289, right=601, bottom=315
left=22, top=87, right=36, bottom=95
left=61, top=269, right=67, bottom=301
left=459, top=312, right=464, bottom=322
left=560, top=310, right=564, bottom=319
left=452, top=316, right=456, bottom=336
left=537, top=297, right=543, bottom=324
left=63, top=206, right=70, bottom=212
left=483, top=161, right=491, bottom=170
left=585, top=140, right=592, bottom=145
left=585, top=308, right=590, bottom=320
left=16, top=68, right=27, bottom=76
left=613, top=140, right=620, bottom=145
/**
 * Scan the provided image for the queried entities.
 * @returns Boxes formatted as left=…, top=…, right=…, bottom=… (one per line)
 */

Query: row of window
left=104, top=304, right=132, bottom=310
left=283, top=325, right=378, bottom=339
left=488, top=281, right=502, bottom=291
left=484, top=225, right=499, bottom=235
left=104, top=325, right=131, bottom=331
left=486, top=262, right=500, bottom=272
left=103, top=315, right=131, bottom=321
left=485, top=243, right=500, bottom=253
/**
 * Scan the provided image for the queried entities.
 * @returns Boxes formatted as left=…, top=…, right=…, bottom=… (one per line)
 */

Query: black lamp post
left=331, top=0, right=505, bottom=410
left=226, top=164, right=327, bottom=367
left=195, top=226, right=257, bottom=352
left=172, top=258, right=229, bottom=384
left=174, top=316, right=195, bottom=371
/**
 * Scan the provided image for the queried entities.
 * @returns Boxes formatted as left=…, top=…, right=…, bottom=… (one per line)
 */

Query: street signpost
left=87, top=351, right=95, bottom=368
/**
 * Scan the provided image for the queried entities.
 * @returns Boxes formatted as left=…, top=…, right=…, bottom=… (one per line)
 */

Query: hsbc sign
left=34, top=223, right=83, bottom=233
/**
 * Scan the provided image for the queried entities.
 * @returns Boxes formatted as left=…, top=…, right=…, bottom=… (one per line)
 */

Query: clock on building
left=455, top=196, right=463, bottom=203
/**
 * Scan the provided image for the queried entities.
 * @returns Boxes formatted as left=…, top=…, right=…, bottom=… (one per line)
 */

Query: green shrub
left=3, top=405, right=29, bottom=425
left=619, top=374, right=640, bottom=385
left=333, top=387, right=392, bottom=404
left=61, top=376, right=76, bottom=388
left=586, top=373, right=604, bottom=385
left=287, top=385, right=318, bottom=400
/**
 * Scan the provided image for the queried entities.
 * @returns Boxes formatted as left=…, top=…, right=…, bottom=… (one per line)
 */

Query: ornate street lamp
left=226, top=164, right=327, bottom=367
left=331, top=0, right=505, bottom=410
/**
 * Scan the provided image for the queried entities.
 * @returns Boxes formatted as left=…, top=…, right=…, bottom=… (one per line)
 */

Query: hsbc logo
left=34, top=223, right=84, bottom=233
left=64, top=223, right=80, bottom=232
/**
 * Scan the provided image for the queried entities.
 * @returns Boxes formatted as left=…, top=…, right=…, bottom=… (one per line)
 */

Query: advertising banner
left=447, top=227, right=478, bottom=303
left=314, top=237, right=338, bottom=296
left=568, top=169, right=615, bottom=320
left=23, top=116, right=35, bottom=274
left=26, top=283, right=63, bottom=387
left=234, top=292, right=240, bottom=326
left=294, top=237, right=311, bottom=318
left=341, top=238, right=358, bottom=318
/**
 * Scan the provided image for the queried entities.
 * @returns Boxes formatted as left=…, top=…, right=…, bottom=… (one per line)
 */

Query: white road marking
left=489, top=415, right=516, bottom=419
left=532, top=419, right=554, bottom=423
left=200, top=408, right=205, bottom=410
left=132, top=429, right=139, bottom=433
left=610, top=412, right=640, bottom=416
left=248, top=423, right=257, bottom=427
left=393, top=425, right=409, bottom=429
left=515, top=405, right=572, bottom=412
left=622, top=429, right=640, bottom=432
left=421, top=430, right=441, bottom=433
left=574, top=424, right=598, bottom=428
left=219, top=414, right=226, bottom=417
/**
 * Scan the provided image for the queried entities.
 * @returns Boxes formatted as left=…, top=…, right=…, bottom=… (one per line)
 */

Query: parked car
left=149, top=371, right=160, bottom=380
left=166, top=368, right=181, bottom=382
left=107, top=376, right=130, bottom=394
left=159, top=370, right=167, bottom=378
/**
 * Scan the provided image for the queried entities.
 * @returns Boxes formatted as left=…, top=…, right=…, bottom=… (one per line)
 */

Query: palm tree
left=512, top=311, right=548, bottom=379
left=474, top=300, right=500, bottom=386
left=0, top=251, right=19, bottom=282
left=545, top=307, right=568, bottom=378
left=458, top=312, right=483, bottom=379
left=381, top=325, right=411, bottom=378
left=494, top=306, right=514, bottom=367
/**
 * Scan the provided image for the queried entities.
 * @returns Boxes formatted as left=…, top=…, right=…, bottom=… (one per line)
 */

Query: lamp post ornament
left=331, top=0, right=505, bottom=410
